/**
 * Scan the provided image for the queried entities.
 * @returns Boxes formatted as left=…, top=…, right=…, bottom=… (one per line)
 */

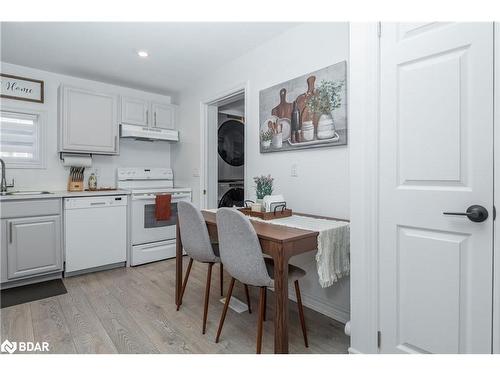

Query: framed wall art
left=259, top=61, right=347, bottom=153
left=0, top=73, right=44, bottom=103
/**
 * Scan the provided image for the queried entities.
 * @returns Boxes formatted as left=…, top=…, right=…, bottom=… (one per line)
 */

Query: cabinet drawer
left=0, top=199, right=61, bottom=219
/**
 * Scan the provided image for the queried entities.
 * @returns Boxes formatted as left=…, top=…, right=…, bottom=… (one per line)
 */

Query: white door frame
left=199, top=82, right=249, bottom=209
left=348, top=22, right=381, bottom=354
left=494, top=21, right=500, bottom=354
left=348, top=22, right=380, bottom=353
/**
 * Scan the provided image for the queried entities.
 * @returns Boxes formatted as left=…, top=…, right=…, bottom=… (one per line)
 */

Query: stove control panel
left=117, top=168, right=173, bottom=181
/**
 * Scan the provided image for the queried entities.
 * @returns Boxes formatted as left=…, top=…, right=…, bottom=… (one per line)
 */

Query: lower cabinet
left=6, top=215, right=62, bottom=280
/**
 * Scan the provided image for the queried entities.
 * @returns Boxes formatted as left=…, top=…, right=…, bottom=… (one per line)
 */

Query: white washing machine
left=218, top=180, right=244, bottom=208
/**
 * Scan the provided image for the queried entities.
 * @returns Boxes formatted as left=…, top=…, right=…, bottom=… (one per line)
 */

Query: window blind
left=0, top=110, right=41, bottom=167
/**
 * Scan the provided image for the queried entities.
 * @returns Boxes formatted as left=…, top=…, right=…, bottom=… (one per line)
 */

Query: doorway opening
left=200, top=86, right=247, bottom=209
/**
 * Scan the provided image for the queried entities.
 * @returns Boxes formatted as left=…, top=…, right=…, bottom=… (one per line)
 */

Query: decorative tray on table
left=239, top=206, right=292, bottom=221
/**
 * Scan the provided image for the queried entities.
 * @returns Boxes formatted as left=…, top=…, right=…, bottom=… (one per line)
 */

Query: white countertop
left=0, top=189, right=131, bottom=201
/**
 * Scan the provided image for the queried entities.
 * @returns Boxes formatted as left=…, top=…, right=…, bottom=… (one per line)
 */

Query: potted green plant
left=253, top=175, right=274, bottom=211
left=260, top=129, right=273, bottom=149
left=306, top=79, right=345, bottom=139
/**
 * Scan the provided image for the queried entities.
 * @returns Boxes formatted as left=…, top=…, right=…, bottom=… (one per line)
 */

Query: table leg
left=175, top=220, right=183, bottom=306
left=273, top=250, right=290, bottom=354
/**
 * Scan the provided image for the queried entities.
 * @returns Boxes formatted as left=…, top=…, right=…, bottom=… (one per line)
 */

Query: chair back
left=216, top=208, right=272, bottom=287
left=177, top=201, right=218, bottom=263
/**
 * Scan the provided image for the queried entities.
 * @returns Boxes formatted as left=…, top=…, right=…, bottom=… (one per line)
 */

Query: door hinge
left=494, top=205, right=496, bottom=221
left=377, top=331, right=382, bottom=348
left=377, top=22, right=381, bottom=38
left=203, top=189, right=207, bottom=195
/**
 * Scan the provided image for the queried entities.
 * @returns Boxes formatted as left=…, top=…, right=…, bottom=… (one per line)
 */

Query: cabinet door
left=7, top=216, right=62, bottom=280
left=152, top=102, right=177, bottom=129
left=121, top=96, right=150, bottom=126
left=60, top=85, right=118, bottom=154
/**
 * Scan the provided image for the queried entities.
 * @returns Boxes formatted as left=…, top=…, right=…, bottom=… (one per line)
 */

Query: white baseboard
left=348, top=347, right=363, bottom=354
left=287, top=288, right=350, bottom=324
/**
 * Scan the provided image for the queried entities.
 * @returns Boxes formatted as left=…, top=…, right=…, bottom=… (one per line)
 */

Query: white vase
left=301, top=120, right=314, bottom=141
left=262, top=140, right=271, bottom=149
left=272, top=133, right=283, bottom=148
left=251, top=202, right=262, bottom=212
left=317, top=113, right=335, bottom=139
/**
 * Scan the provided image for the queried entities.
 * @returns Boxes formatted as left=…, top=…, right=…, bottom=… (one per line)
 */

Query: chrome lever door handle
left=443, top=205, right=489, bottom=223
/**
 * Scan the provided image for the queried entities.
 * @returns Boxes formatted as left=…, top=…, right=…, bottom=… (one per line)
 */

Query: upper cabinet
left=59, top=85, right=119, bottom=154
left=121, top=96, right=149, bottom=127
left=151, top=102, right=176, bottom=129
left=121, top=96, right=177, bottom=130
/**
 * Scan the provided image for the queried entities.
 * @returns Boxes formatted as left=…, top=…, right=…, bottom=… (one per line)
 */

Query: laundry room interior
left=217, top=96, right=245, bottom=208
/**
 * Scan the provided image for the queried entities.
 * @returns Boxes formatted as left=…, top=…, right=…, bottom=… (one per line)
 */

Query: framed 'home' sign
left=0, top=73, right=44, bottom=103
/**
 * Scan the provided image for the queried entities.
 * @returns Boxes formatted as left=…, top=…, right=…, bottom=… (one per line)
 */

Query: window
left=0, top=109, right=45, bottom=168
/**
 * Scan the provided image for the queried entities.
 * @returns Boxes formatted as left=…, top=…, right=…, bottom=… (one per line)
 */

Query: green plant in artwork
left=306, top=79, right=345, bottom=115
left=260, top=129, right=273, bottom=142
left=254, top=174, right=274, bottom=199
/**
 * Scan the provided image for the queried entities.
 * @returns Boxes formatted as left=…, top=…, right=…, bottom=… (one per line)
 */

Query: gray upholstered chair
left=176, top=201, right=251, bottom=334
left=215, top=208, right=308, bottom=353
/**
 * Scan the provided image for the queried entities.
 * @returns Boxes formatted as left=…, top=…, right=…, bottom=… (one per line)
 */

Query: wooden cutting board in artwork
left=295, top=75, right=316, bottom=123
left=271, top=88, right=293, bottom=120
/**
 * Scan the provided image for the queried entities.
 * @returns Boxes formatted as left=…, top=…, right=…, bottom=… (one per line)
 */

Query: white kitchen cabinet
left=120, top=96, right=177, bottom=129
left=151, top=102, right=177, bottom=129
left=6, top=215, right=62, bottom=280
left=59, top=85, right=119, bottom=154
left=121, top=96, right=149, bottom=126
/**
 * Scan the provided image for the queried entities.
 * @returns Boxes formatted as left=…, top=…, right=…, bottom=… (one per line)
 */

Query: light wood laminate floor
left=0, top=258, right=349, bottom=354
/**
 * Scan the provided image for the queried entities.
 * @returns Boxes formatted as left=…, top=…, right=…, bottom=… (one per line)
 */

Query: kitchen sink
left=1, top=191, right=53, bottom=196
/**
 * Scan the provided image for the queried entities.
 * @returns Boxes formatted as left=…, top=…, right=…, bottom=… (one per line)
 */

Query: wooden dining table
left=175, top=210, right=322, bottom=354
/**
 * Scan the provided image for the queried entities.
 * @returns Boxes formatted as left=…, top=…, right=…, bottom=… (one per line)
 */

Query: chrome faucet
left=0, top=159, right=15, bottom=192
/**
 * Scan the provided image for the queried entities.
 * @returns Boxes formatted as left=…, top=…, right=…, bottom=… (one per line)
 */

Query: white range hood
left=120, top=124, right=179, bottom=142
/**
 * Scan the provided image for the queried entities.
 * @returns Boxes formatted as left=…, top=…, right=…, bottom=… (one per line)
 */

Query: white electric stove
left=117, top=167, right=191, bottom=266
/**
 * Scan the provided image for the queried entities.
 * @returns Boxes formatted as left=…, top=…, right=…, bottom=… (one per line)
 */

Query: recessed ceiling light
left=137, top=50, right=149, bottom=58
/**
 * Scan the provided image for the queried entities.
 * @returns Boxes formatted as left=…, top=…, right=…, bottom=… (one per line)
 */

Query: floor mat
left=1, top=279, right=67, bottom=308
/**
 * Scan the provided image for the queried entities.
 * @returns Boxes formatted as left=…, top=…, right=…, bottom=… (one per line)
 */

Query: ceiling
left=0, top=22, right=299, bottom=96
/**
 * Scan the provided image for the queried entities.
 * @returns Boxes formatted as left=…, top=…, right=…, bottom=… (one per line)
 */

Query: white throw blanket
left=203, top=209, right=350, bottom=287
left=249, top=215, right=350, bottom=287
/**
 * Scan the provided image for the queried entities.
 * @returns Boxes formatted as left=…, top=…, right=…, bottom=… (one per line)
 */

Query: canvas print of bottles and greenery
left=259, top=61, right=347, bottom=153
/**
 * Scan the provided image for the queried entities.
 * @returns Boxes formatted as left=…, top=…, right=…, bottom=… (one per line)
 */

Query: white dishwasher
left=64, top=195, right=127, bottom=275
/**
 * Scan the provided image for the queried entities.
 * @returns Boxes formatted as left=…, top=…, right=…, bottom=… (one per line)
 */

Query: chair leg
left=256, top=286, right=266, bottom=354
left=294, top=280, right=309, bottom=348
left=220, top=263, right=224, bottom=297
left=176, top=257, right=193, bottom=311
left=215, top=277, right=236, bottom=343
left=202, top=263, right=214, bottom=334
left=244, top=284, right=252, bottom=314
left=263, top=287, right=267, bottom=322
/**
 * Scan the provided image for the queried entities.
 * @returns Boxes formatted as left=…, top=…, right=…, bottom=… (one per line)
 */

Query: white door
left=121, top=96, right=150, bottom=126
left=379, top=22, right=494, bottom=354
left=152, top=102, right=176, bottom=129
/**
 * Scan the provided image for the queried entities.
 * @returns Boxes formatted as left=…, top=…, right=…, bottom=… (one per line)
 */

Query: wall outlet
left=291, top=164, right=298, bottom=177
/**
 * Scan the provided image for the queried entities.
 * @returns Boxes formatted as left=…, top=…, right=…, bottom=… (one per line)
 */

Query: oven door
left=131, top=192, right=190, bottom=245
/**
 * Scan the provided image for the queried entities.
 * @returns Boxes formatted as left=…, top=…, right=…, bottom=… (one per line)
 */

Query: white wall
left=172, top=23, right=350, bottom=323
left=0, top=62, right=173, bottom=191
